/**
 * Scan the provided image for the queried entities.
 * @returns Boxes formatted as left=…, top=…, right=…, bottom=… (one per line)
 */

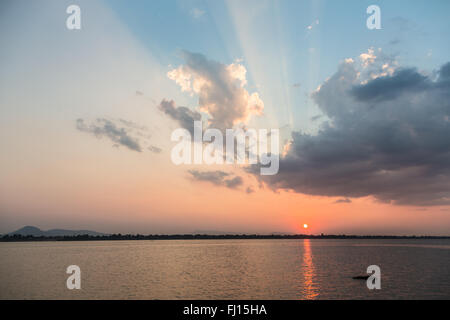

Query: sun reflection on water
left=302, top=239, right=319, bottom=299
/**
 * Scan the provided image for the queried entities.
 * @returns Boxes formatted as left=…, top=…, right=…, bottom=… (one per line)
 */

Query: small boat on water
left=352, top=275, right=370, bottom=280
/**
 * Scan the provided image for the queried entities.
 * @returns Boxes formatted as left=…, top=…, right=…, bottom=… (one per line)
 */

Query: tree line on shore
left=1, top=233, right=448, bottom=242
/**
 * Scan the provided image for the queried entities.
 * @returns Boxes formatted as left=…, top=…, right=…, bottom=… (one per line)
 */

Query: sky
left=1, top=0, right=450, bottom=235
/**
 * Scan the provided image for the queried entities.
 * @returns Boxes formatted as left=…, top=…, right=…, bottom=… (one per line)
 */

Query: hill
left=9, top=226, right=106, bottom=237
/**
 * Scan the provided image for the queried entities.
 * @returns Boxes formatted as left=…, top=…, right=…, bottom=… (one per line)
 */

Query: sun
left=303, top=224, right=308, bottom=229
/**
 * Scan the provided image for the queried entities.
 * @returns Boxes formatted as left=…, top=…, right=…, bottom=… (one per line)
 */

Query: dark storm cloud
left=158, top=99, right=202, bottom=136
left=439, top=62, right=450, bottom=80
left=188, top=170, right=243, bottom=189
left=76, top=118, right=142, bottom=152
left=350, top=68, right=429, bottom=102
left=252, top=61, right=450, bottom=206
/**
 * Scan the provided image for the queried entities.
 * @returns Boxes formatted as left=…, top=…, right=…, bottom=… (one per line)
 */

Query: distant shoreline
left=1, top=234, right=449, bottom=242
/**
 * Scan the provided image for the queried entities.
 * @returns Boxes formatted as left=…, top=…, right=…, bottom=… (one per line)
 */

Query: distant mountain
left=9, top=226, right=106, bottom=237
left=10, top=226, right=45, bottom=236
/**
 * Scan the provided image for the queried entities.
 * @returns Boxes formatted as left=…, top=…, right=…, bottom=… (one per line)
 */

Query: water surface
left=0, top=239, right=449, bottom=299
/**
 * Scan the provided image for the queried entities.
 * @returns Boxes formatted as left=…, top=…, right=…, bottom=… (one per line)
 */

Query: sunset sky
left=1, top=0, right=450, bottom=235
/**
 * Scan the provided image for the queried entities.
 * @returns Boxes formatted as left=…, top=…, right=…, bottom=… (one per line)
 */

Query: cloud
left=390, top=16, right=419, bottom=33
left=190, top=8, right=205, bottom=19
left=252, top=54, right=450, bottom=206
left=351, top=68, right=429, bottom=102
left=167, top=51, right=263, bottom=130
left=158, top=99, right=202, bottom=135
left=334, top=198, right=352, bottom=204
left=188, top=170, right=243, bottom=189
left=306, top=19, right=319, bottom=31
left=189, top=170, right=228, bottom=184
left=148, top=145, right=162, bottom=154
left=76, top=118, right=143, bottom=152
left=359, top=48, right=377, bottom=68
left=388, top=39, right=401, bottom=46
left=310, top=115, right=322, bottom=122
left=440, top=62, right=450, bottom=80
left=225, top=176, right=244, bottom=188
